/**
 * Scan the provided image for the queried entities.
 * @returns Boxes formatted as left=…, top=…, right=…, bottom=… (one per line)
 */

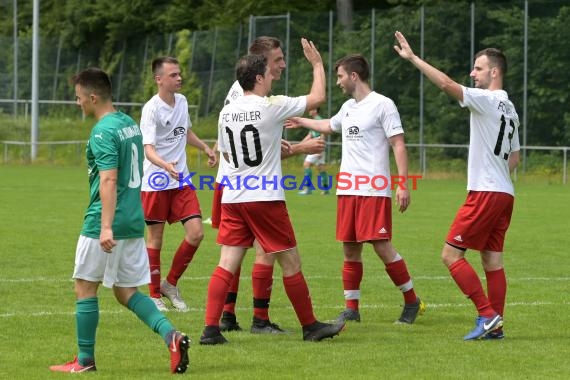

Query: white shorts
left=304, top=153, right=325, bottom=165
left=73, top=236, right=150, bottom=288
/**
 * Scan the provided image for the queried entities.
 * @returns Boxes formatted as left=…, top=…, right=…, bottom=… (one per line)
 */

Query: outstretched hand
left=393, top=31, right=415, bottom=60
left=281, top=139, right=293, bottom=155
left=301, top=38, right=323, bottom=66
left=284, top=117, right=303, bottom=130
left=297, top=138, right=325, bottom=155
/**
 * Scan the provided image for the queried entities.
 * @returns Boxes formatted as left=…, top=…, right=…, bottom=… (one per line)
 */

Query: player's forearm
left=187, top=130, right=211, bottom=152
left=408, top=55, right=463, bottom=101
left=99, top=171, right=117, bottom=230
left=144, top=145, right=170, bottom=170
left=305, top=63, right=326, bottom=110
left=508, top=150, right=520, bottom=172
left=298, top=117, right=332, bottom=134
left=392, top=143, right=409, bottom=182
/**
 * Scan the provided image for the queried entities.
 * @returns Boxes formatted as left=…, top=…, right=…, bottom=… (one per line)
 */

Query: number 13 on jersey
left=494, top=114, right=516, bottom=160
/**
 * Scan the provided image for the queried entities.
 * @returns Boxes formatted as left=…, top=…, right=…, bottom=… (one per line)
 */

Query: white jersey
left=216, top=81, right=245, bottom=183
left=330, top=91, right=404, bottom=197
left=140, top=93, right=192, bottom=191
left=217, top=94, right=307, bottom=203
left=460, top=86, right=520, bottom=195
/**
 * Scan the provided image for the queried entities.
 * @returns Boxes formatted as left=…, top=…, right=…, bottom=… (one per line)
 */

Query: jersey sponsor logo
left=346, top=126, right=362, bottom=141
left=173, top=126, right=185, bottom=136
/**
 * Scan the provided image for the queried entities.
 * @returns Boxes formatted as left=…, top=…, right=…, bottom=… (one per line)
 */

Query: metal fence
left=2, top=140, right=567, bottom=184
left=0, top=1, right=568, bottom=175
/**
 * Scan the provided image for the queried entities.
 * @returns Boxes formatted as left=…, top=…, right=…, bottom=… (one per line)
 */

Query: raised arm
left=394, top=31, right=463, bottom=101
left=301, top=38, right=326, bottom=111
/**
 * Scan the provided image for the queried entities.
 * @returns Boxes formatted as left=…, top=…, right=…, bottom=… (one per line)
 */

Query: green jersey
left=310, top=114, right=323, bottom=138
left=81, top=112, right=145, bottom=239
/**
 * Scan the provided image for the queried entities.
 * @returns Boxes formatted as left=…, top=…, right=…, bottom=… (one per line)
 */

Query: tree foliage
left=0, top=0, right=568, bottom=147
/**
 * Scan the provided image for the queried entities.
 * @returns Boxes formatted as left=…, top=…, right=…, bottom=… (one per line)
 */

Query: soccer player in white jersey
left=394, top=31, right=520, bottom=340
left=140, top=56, right=216, bottom=313
left=286, top=54, right=425, bottom=326
left=212, top=37, right=326, bottom=334
left=200, top=42, right=345, bottom=345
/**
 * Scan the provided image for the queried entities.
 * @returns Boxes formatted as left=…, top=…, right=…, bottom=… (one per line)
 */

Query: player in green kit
left=49, top=68, right=190, bottom=374
left=298, top=108, right=329, bottom=195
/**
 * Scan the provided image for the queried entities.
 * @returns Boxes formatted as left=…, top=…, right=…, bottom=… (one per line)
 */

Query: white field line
left=1, top=275, right=569, bottom=283
left=1, top=275, right=567, bottom=318
left=1, top=300, right=567, bottom=319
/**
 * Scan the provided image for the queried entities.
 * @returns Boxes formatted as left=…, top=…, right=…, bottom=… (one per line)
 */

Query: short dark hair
left=72, top=68, right=112, bottom=101
left=334, top=54, right=370, bottom=82
left=475, top=48, right=507, bottom=75
left=236, top=54, right=267, bottom=91
left=249, top=36, right=282, bottom=56
left=151, top=56, right=179, bottom=76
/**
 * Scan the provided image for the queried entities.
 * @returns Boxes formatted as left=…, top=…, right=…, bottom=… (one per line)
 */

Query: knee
left=344, top=251, right=360, bottom=262
left=255, top=252, right=275, bottom=266
left=281, top=260, right=301, bottom=277
left=481, top=251, right=503, bottom=271
left=441, top=245, right=462, bottom=268
left=146, top=236, right=163, bottom=249
left=441, top=253, right=452, bottom=268
left=373, top=241, right=396, bottom=264
left=186, top=230, right=204, bottom=246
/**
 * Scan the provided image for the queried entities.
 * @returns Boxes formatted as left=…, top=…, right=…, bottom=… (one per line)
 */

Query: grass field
left=0, top=164, right=569, bottom=379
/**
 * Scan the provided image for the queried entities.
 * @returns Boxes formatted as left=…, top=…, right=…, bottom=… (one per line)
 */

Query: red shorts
left=211, top=182, right=224, bottom=229
left=446, top=191, right=514, bottom=252
left=336, top=195, right=392, bottom=242
left=141, top=187, right=202, bottom=224
left=217, top=201, right=297, bottom=253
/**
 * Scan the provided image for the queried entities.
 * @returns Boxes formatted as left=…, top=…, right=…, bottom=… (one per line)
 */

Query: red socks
left=385, top=259, right=417, bottom=304
left=486, top=268, right=507, bottom=317
left=223, top=266, right=241, bottom=315
left=147, top=247, right=161, bottom=298
left=342, top=261, right=363, bottom=310
left=166, top=240, right=198, bottom=286
left=204, top=266, right=234, bottom=326
left=283, top=272, right=317, bottom=327
left=449, top=258, right=495, bottom=317
left=252, top=264, right=274, bottom=320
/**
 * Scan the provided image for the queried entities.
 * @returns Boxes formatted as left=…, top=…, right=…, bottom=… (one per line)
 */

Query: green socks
left=76, top=297, right=99, bottom=366
left=127, top=291, right=175, bottom=345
